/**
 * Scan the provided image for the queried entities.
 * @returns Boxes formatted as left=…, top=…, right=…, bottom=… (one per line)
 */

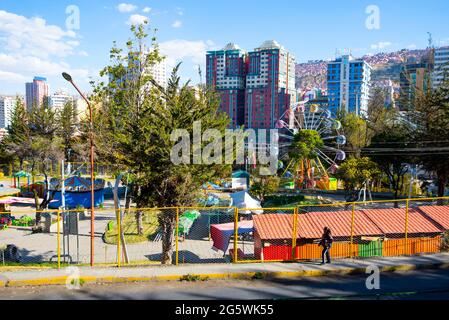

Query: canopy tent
left=230, top=191, right=263, bottom=215
left=49, top=176, right=105, bottom=192
left=13, top=171, right=30, bottom=178
left=48, top=176, right=106, bottom=209
left=12, top=171, right=31, bottom=188
left=231, top=170, right=250, bottom=190
left=210, top=220, right=254, bottom=254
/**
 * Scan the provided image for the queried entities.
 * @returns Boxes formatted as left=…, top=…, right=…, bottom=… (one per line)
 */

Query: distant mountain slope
left=295, top=49, right=430, bottom=91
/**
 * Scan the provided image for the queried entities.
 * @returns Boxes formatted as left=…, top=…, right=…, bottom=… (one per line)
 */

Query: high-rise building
left=245, top=41, right=296, bottom=129
left=206, top=40, right=296, bottom=129
left=49, top=90, right=73, bottom=111
left=206, top=43, right=247, bottom=127
left=327, top=55, right=372, bottom=117
left=147, top=59, right=167, bottom=90
left=433, top=46, right=449, bottom=89
left=399, top=61, right=432, bottom=110
left=0, top=96, right=15, bottom=129
left=124, top=49, right=167, bottom=90
left=25, top=76, right=49, bottom=110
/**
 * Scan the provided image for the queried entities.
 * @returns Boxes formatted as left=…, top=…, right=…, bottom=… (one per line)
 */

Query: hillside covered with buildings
left=296, top=48, right=430, bottom=92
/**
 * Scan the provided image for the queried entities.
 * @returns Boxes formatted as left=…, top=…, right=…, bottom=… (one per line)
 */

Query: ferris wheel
left=275, top=102, right=347, bottom=190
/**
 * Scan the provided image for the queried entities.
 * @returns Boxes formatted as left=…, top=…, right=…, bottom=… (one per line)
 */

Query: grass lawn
left=104, top=213, right=160, bottom=245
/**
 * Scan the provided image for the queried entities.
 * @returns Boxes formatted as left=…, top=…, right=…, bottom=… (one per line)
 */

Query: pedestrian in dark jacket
left=318, top=227, right=333, bottom=264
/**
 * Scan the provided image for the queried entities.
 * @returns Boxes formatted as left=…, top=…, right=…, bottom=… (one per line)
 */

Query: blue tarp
left=49, top=189, right=105, bottom=209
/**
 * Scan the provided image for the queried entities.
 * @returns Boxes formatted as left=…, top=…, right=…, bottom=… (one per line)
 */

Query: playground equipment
left=276, top=102, right=347, bottom=190
left=12, top=171, right=31, bottom=189
left=47, top=176, right=106, bottom=209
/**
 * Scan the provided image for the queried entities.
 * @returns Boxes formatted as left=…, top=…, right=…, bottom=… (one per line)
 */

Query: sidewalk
left=1, top=253, right=448, bottom=287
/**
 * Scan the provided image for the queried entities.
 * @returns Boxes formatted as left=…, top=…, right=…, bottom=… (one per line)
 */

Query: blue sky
left=1, top=0, right=449, bottom=95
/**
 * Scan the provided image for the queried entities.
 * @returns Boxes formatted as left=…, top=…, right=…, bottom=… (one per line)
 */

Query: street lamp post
left=62, top=72, right=95, bottom=267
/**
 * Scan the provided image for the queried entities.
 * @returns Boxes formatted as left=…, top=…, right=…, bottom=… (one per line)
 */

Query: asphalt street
left=1, top=269, right=449, bottom=300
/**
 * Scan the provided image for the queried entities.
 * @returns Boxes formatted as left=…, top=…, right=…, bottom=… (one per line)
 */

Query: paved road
left=1, top=269, right=449, bottom=300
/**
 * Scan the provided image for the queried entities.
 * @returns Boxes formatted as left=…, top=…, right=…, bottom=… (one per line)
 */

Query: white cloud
left=0, top=10, right=90, bottom=89
left=370, top=41, right=392, bottom=50
left=159, top=39, right=214, bottom=71
left=407, top=44, right=417, bottom=50
left=0, top=53, right=89, bottom=82
left=0, top=10, right=79, bottom=58
left=126, top=14, right=149, bottom=25
left=78, top=51, right=89, bottom=57
left=172, top=20, right=182, bottom=28
left=0, top=70, right=28, bottom=84
left=176, top=7, right=184, bottom=16
left=117, top=3, right=138, bottom=13
left=142, top=7, right=152, bottom=13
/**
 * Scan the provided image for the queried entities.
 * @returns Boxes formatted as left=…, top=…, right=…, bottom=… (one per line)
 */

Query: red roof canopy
left=361, top=208, right=442, bottom=235
left=302, top=210, right=383, bottom=238
left=253, top=206, right=446, bottom=241
left=417, top=206, right=449, bottom=230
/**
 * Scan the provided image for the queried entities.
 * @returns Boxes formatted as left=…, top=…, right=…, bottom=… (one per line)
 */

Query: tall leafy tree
left=335, top=157, right=380, bottom=201
left=411, top=81, right=449, bottom=198
left=366, top=121, right=413, bottom=202
left=4, top=98, right=31, bottom=171
left=92, top=23, right=233, bottom=264
left=56, top=101, right=79, bottom=162
left=336, top=110, right=368, bottom=158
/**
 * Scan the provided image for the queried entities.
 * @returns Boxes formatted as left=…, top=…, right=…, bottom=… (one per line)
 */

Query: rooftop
left=253, top=206, right=447, bottom=241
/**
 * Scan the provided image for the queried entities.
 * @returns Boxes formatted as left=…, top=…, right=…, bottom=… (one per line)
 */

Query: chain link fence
left=234, top=208, right=295, bottom=263
left=1, top=197, right=448, bottom=268
left=0, top=209, right=60, bottom=267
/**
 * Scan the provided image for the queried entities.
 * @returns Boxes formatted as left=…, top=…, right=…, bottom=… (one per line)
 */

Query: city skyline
left=1, top=0, right=449, bottom=95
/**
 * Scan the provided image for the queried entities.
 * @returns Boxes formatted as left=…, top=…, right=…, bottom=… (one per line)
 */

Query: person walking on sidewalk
left=319, top=227, right=333, bottom=264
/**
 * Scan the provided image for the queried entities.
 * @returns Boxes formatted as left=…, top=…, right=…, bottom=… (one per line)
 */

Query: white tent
left=230, top=191, right=263, bottom=215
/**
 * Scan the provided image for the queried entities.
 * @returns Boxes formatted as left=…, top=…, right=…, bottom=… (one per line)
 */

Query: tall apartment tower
left=25, top=76, right=49, bottom=110
left=327, top=55, right=371, bottom=117
left=433, top=46, right=449, bottom=89
left=399, top=61, right=432, bottom=110
left=245, top=40, right=296, bottom=129
left=206, top=43, right=247, bottom=128
left=49, top=89, right=74, bottom=111
left=0, top=96, right=15, bottom=129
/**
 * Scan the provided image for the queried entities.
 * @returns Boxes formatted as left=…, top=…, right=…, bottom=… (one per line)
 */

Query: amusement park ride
left=276, top=101, right=347, bottom=190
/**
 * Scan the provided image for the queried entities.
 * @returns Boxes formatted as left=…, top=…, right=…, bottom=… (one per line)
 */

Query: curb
left=2, top=262, right=449, bottom=288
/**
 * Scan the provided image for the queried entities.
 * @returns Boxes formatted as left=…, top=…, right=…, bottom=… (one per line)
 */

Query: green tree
left=56, top=101, right=79, bottom=162
left=412, top=82, right=449, bottom=198
left=336, top=110, right=368, bottom=158
left=28, top=100, right=64, bottom=225
left=288, top=129, right=324, bottom=161
left=366, top=87, right=397, bottom=141
left=250, top=175, right=280, bottom=206
left=335, top=157, right=380, bottom=201
left=4, top=98, right=31, bottom=171
left=366, top=122, right=413, bottom=202
left=92, top=23, right=233, bottom=264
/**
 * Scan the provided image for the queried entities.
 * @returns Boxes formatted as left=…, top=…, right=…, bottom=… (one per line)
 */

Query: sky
left=1, top=0, right=449, bottom=95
